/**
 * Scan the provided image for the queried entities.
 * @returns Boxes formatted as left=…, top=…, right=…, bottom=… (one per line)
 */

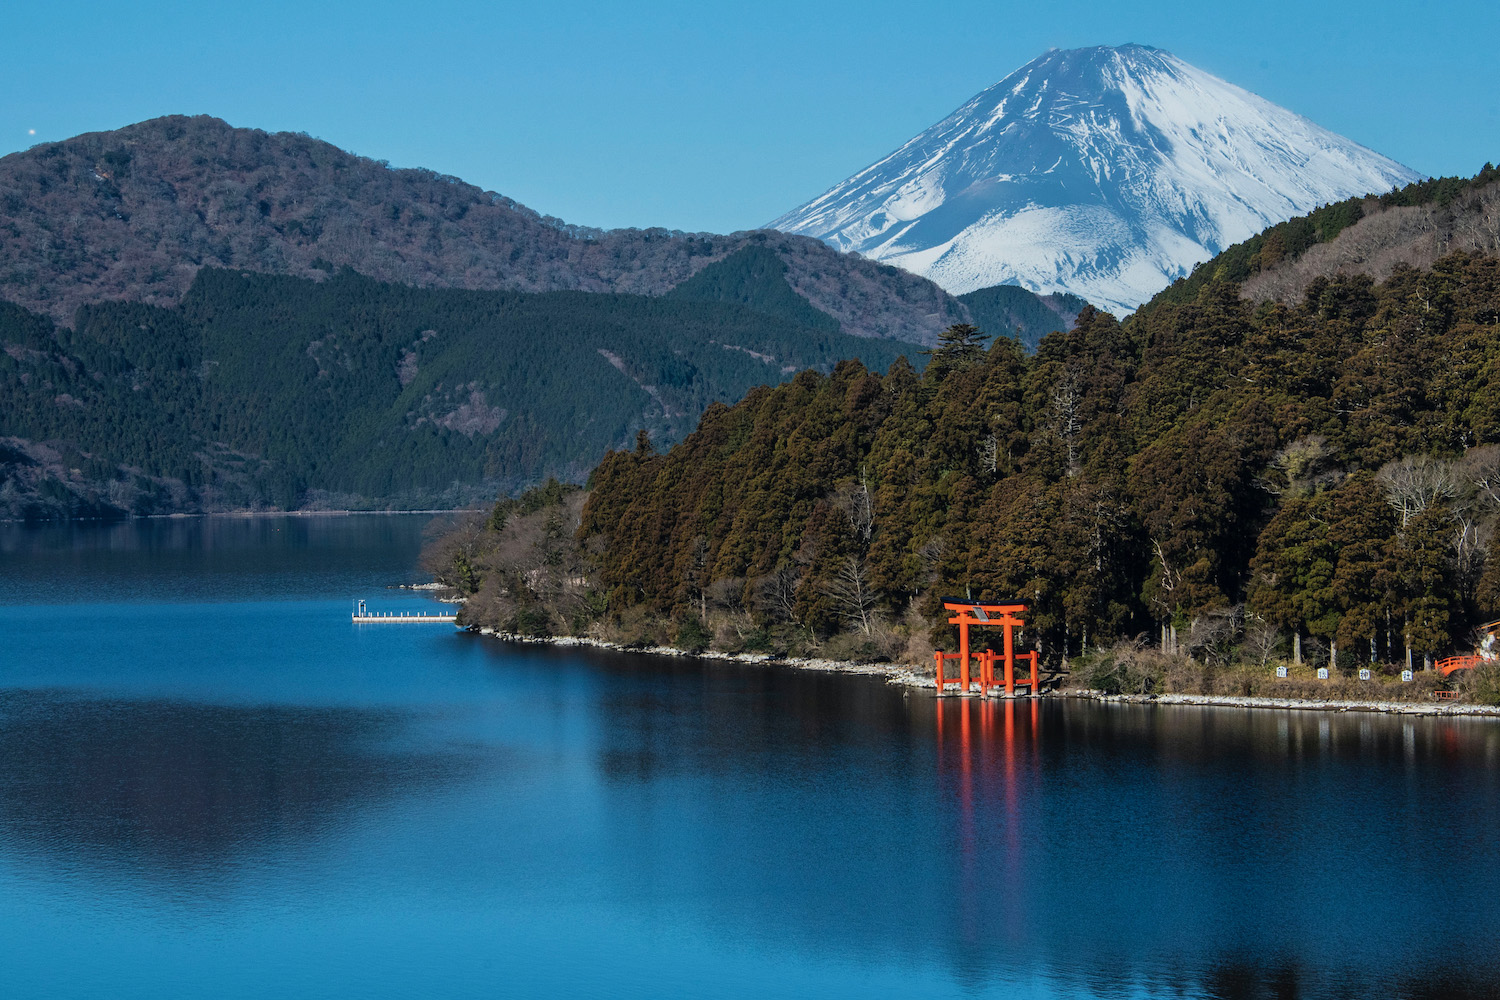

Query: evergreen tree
left=921, top=323, right=990, bottom=372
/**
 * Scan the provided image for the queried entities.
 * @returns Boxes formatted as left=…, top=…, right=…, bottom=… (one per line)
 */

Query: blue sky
left=5, top=1, right=1497, bottom=233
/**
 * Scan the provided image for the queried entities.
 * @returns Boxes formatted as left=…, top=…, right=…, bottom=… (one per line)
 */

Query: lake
left=1, top=515, right=1498, bottom=999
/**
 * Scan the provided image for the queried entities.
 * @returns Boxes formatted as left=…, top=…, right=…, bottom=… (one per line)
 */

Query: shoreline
left=468, top=626, right=933, bottom=686
left=1059, top=690, right=1500, bottom=718
left=465, top=626, right=1500, bottom=719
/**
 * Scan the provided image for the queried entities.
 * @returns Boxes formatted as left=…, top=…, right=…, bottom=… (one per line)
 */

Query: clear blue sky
left=5, top=0, right=1497, bottom=233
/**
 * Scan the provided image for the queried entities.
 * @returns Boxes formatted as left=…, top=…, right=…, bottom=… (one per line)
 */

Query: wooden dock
left=352, top=600, right=457, bottom=624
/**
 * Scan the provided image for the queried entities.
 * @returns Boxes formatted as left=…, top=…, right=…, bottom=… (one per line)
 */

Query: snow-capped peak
left=768, top=44, right=1424, bottom=314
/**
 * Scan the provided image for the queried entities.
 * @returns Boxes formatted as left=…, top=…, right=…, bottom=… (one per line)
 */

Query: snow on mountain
left=768, top=45, right=1424, bottom=314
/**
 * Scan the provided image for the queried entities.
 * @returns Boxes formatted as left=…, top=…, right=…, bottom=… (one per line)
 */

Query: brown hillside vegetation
left=0, top=115, right=967, bottom=341
left=1243, top=179, right=1500, bottom=305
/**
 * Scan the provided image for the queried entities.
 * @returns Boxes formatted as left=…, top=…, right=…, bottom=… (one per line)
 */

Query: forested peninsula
left=432, top=216, right=1500, bottom=702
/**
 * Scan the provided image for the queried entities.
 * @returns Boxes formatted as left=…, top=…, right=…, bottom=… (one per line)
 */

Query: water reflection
left=565, top=649, right=1500, bottom=998
left=1048, top=957, right=1500, bottom=1000
left=0, top=513, right=452, bottom=604
left=0, top=690, right=479, bottom=888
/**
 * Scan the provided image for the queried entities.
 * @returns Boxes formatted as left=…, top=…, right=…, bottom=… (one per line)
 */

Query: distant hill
left=956, top=285, right=1088, bottom=352
left=0, top=115, right=975, bottom=343
left=0, top=267, right=925, bottom=519
left=0, top=114, right=1089, bottom=519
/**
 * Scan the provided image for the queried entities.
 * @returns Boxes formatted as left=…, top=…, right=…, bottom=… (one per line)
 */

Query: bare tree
left=1457, top=189, right=1500, bottom=253
left=831, top=469, right=875, bottom=546
left=1461, top=444, right=1500, bottom=510
left=685, top=534, right=711, bottom=619
left=918, top=534, right=946, bottom=569
left=706, top=576, right=746, bottom=614
left=419, top=510, right=489, bottom=593
left=1050, top=372, right=1083, bottom=476
left=753, top=564, right=802, bottom=626
left=1188, top=605, right=1244, bottom=666
left=1242, top=617, right=1283, bottom=669
left=1451, top=496, right=1489, bottom=598
left=1150, top=538, right=1183, bottom=653
left=823, top=556, right=878, bottom=636
left=449, top=492, right=593, bottom=632
left=1377, top=454, right=1460, bottom=527
left=977, top=432, right=1000, bottom=476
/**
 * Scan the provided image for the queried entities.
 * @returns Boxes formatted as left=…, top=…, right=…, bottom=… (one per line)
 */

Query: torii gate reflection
left=935, top=694, right=1040, bottom=949
left=930, top=692, right=1038, bottom=953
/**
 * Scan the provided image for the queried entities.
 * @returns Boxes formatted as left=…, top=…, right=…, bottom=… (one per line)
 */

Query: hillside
left=770, top=44, right=1421, bottom=313
left=1142, top=166, right=1500, bottom=313
left=0, top=115, right=975, bottom=344
left=0, top=116, right=1092, bottom=520
left=0, top=266, right=924, bottom=519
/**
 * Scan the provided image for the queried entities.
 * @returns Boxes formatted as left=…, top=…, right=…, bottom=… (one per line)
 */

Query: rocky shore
left=465, top=626, right=1499, bottom=718
left=467, top=627, right=932, bottom=686
left=1068, top=690, right=1500, bottom=717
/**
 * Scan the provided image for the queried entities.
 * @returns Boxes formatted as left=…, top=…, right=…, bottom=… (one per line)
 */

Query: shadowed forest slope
left=0, top=267, right=925, bottom=518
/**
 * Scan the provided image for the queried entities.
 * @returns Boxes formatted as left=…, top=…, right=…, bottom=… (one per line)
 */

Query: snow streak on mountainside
left=769, top=45, right=1424, bottom=313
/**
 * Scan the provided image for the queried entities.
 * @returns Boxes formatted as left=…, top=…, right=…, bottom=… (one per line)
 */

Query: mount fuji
left=769, top=45, right=1424, bottom=314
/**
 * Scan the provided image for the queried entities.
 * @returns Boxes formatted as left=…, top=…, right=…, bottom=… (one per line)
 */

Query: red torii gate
left=934, top=599, right=1040, bottom=697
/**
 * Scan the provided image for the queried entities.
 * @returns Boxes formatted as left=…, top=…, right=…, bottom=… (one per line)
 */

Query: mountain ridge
left=0, top=115, right=973, bottom=342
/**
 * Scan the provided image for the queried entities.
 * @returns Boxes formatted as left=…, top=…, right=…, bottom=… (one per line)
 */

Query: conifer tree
left=921, top=323, right=989, bottom=371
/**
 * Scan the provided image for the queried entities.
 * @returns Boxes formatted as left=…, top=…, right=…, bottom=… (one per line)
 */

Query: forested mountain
left=0, top=266, right=923, bottom=519
left=439, top=242, right=1500, bottom=675
left=0, top=115, right=976, bottom=342
left=0, top=116, right=1091, bottom=520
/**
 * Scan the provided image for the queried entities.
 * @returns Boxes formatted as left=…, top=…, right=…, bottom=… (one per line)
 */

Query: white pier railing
left=352, top=599, right=458, bottom=624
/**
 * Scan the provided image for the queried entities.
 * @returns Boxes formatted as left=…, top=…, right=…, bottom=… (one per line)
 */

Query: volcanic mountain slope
left=770, top=44, right=1424, bottom=313
left=0, top=115, right=968, bottom=342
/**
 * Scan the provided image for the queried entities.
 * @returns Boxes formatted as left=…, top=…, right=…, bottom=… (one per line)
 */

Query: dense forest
left=437, top=245, right=1500, bottom=695
left=0, top=262, right=925, bottom=518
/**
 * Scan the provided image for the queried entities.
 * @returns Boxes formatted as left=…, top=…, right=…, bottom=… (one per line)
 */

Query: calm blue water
left=2, top=516, right=1499, bottom=999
